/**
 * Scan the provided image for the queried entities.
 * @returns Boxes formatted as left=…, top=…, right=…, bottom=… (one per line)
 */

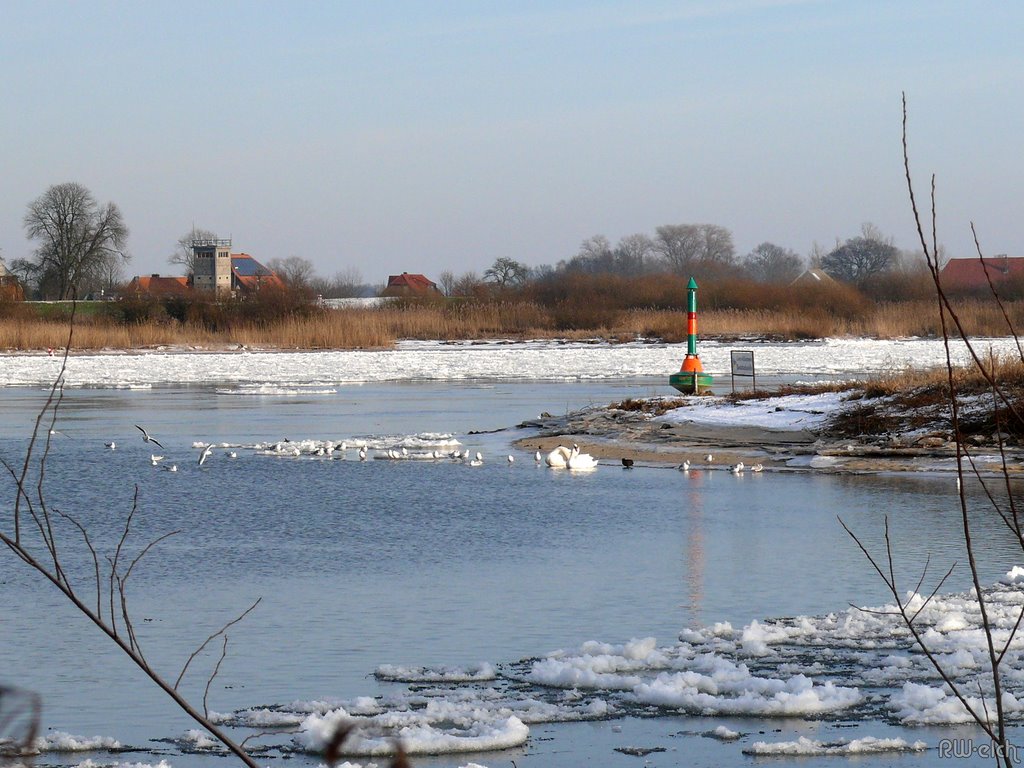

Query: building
left=381, top=272, right=441, bottom=297
left=939, top=256, right=1024, bottom=292
left=125, top=241, right=284, bottom=299
left=789, top=268, right=838, bottom=287
left=191, top=238, right=234, bottom=295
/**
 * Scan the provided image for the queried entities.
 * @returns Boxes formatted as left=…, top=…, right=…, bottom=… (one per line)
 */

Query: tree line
left=5, top=181, right=935, bottom=302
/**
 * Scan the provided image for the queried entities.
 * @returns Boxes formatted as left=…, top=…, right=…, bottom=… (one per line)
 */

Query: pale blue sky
left=1, top=1, right=1021, bottom=283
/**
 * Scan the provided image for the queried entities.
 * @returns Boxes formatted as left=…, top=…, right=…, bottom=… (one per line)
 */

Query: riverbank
left=513, top=387, right=1024, bottom=474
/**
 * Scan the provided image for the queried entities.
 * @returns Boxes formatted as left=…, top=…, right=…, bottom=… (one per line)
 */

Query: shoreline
left=512, top=403, right=1023, bottom=475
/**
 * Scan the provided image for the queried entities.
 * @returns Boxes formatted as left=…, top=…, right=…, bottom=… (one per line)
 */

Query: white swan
left=545, top=445, right=573, bottom=468
left=567, top=444, right=599, bottom=471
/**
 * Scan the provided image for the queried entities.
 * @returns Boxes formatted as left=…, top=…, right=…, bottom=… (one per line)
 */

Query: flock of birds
left=672, top=454, right=763, bottom=474
left=94, top=426, right=764, bottom=475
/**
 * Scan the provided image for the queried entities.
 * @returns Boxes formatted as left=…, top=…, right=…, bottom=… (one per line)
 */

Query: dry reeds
left=1, top=294, right=1022, bottom=351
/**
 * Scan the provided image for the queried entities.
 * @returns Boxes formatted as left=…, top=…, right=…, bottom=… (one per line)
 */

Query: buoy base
left=670, top=371, right=714, bottom=395
left=680, top=354, right=704, bottom=373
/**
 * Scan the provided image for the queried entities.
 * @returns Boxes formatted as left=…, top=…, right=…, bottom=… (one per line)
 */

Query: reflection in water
left=681, top=469, right=705, bottom=620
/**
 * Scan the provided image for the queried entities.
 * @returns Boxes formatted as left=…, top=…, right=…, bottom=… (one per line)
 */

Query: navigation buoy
left=669, top=277, right=713, bottom=394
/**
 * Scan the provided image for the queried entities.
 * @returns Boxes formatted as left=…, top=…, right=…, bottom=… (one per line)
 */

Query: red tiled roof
left=940, top=257, right=1024, bottom=290
left=384, top=272, right=438, bottom=294
left=125, top=275, right=191, bottom=296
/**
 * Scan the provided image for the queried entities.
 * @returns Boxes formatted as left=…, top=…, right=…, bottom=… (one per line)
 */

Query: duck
left=621, top=458, right=634, bottom=469
left=567, top=444, right=599, bottom=471
left=545, top=445, right=573, bottom=468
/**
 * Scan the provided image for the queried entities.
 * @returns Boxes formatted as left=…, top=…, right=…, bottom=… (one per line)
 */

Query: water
left=0, top=377, right=1018, bottom=767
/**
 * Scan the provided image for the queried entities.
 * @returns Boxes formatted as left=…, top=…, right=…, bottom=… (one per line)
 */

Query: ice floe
left=2, top=337, right=1020, bottom=388
left=743, top=735, right=928, bottom=755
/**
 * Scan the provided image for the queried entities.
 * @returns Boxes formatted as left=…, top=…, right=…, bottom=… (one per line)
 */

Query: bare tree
left=267, top=256, right=316, bottom=289
left=451, top=271, right=482, bottom=297
left=169, top=227, right=217, bottom=276
left=614, top=233, right=655, bottom=276
left=742, top=242, right=804, bottom=283
left=483, top=257, right=528, bottom=287
left=23, top=183, right=129, bottom=300
left=654, top=224, right=735, bottom=273
left=820, top=223, right=898, bottom=285
left=438, top=270, right=456, bottom=297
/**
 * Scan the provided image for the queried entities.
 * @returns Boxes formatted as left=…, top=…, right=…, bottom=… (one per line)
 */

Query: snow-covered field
left=0, top=337, right=1019, bottom=388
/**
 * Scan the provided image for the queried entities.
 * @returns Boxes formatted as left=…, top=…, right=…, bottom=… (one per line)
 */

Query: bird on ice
left=198, top=445, right=214, bottom=466
left=135, top=424, right=164, bottom=449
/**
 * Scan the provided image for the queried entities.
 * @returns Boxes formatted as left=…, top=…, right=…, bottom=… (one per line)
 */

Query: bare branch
left=175, top=598, right=262, bottom=690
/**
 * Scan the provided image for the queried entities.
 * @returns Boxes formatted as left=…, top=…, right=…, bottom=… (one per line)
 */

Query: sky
left=1, top=1, right=1021, bottom=285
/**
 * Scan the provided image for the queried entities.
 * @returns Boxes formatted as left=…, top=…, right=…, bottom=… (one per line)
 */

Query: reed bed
left=0, top=297, right=1022, bottom=351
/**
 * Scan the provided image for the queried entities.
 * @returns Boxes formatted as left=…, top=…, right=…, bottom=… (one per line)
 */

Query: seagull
left=705, top=453, right=714, bottom=464
left=679, top=459, right=691, bottom=472
left=165, top=464, right=178, bottom=472
left=150, top=453, right=164, bottom=463
left=135, top=424, right=164, bottom=449
left=225, top=451, right=238, bottom=459
left=621, top=458, right=634, bottom=469
left=358, top=446, right=368, bottom=461
left=198, top=445, right=214, bottom=466
left=731, top=461, right=745, bottom=474
left=751, top=463, right=763, bottom=472
left=105, top=441, right=117, bottom=450
left=507, top=455, right=515, bottom=464
left=469, top=452, right=484, bottom=467
left=535, top=451, right=542, bottom=463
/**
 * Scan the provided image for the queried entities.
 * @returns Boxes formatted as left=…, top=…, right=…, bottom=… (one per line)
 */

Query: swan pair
left=545, top=444, right=598, bottom=471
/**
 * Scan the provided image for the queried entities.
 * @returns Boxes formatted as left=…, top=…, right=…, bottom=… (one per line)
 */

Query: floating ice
left=30, top=732, right=122, bottom=753
left=2, top=337, right=1020, bottom=388
left=743, top=736, right=928, bottom=755
left=295, top=710, right=528, bottom=756
left=374, top=663, right=497, bottom=683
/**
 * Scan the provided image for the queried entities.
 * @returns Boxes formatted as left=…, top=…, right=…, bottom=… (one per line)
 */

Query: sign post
left=730, top=350, right=756, bottom=393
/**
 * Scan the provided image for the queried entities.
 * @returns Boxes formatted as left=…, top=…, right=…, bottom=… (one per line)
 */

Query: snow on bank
left=1, top=337, right=1019, bottom=388
left=655, top=391, right=852, bottom=430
